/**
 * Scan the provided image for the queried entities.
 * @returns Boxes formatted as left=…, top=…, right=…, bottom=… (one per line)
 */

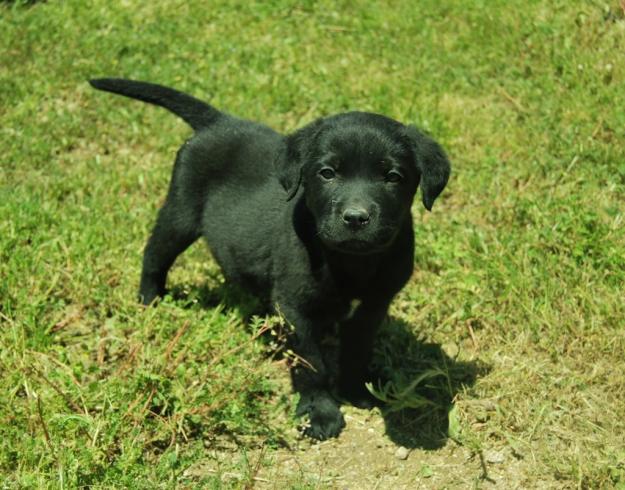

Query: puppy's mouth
left=325, top=239, right=380, bottom=254
left=319, top=229, right=397, bottom=255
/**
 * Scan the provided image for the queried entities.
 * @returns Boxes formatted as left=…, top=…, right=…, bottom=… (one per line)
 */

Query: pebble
left=395, top=446, right=410, bottom=460
left=484, top=450, right=505, bottom=464
left=475, top=410, right=489, bottom=422
left=442, top=341, right=460, bottom=358
left=481, top=400, right=497, bottom=411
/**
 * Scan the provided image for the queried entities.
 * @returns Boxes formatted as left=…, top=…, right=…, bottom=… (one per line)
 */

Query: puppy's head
left=278, top=112, right=450, bottom=255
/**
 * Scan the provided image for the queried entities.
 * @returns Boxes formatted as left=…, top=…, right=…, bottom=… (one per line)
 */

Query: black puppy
left=89, top=79, right=451, bottom=440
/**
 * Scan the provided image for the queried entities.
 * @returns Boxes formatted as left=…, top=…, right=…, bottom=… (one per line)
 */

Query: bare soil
left=184, top=404, right=564, bottom=489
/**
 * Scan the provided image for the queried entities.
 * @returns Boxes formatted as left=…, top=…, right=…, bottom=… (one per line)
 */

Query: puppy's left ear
left=277, top=119, right=326, bottom=201
left=403, top=125, right=451, bottom=211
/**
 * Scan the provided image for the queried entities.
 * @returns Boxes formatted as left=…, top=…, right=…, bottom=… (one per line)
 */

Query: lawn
left=1, top=0, right=624, bottom=488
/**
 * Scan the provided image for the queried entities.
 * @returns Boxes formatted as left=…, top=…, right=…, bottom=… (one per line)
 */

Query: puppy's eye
left=385, top=171, right=403, bottom=183
left=319, top=168, right=336, bottom=180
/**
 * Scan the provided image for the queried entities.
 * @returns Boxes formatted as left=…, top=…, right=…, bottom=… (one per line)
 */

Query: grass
left=1, top=0, right=624, bottom=487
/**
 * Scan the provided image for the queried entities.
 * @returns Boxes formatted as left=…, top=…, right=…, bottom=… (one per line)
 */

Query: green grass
left=1, top=0, right=624, bottom=488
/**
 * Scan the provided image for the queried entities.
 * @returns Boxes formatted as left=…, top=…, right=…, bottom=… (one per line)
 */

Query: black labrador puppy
left=90, top=79, right=451, bottom=440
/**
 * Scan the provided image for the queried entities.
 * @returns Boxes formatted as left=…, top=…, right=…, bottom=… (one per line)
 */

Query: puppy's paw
left=138, top=287, right=166, bottom=306
left=296, top=392, right=345, bottom=441
left=339, top=382, right=382, bottom=410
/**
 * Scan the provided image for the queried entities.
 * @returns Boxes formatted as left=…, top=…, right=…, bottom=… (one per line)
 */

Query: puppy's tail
left=89, top=78, right=220, bottom=131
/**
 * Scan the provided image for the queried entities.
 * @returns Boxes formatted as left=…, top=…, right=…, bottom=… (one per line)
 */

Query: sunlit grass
left=1, top=0, right=624, bottom=487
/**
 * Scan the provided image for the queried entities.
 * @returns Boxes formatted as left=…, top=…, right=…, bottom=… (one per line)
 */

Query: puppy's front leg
left=284, top=312, right=345, bottom=440
left=339, top=300, right=391, bottom=408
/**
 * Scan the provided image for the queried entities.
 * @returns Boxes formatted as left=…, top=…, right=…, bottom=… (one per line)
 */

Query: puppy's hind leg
left=139, top=197, right=200, bottom=305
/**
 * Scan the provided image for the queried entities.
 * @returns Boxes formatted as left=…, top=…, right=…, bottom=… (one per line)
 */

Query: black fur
left=89, top=78, right=451, bottom=440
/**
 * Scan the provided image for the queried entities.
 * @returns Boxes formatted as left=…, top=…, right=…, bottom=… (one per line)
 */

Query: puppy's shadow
left=371, top=317, right=489, bottom=450
left=169, top=281, right=269, bottom=319
left=169, top=283, right=487, bottom=450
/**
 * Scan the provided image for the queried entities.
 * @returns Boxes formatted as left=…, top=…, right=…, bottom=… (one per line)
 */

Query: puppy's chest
left=329, top=261, right=379, bottom=298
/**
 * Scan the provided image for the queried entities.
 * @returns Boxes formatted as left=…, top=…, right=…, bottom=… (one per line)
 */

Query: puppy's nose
left=342, top=207, right=370, bottom=227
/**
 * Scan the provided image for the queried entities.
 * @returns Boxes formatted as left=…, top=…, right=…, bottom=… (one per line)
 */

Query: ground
left=1, top=0, right=624, bottom=488
left=181, top=405, right=536, bottom=490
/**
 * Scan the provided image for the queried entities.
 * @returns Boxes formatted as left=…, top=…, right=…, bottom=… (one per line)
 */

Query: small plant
left=366, top=367, right=449, bottom=412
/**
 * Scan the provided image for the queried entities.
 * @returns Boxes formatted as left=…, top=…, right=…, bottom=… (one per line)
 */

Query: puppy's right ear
left=277, top=119, right=326, bottom=201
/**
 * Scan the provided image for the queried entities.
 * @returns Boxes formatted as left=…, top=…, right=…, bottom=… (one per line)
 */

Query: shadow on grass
left=169, top=283, right=488, bottom=450
left=169, top=282, right=269, bottom=319
left=371, top=317, right=489, bottom=450
left=0, top=0, right=46, bottom=7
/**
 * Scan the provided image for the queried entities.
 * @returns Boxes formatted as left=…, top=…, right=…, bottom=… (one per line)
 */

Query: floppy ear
left=404, top=125, right=451, bottom=211
left=277, top=119, right=326, bottom=201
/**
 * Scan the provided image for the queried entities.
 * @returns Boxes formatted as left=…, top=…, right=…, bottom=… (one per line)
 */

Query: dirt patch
left=258, top=407, right=472, bottom=489
left=183, top=405, right=562, bottom=489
